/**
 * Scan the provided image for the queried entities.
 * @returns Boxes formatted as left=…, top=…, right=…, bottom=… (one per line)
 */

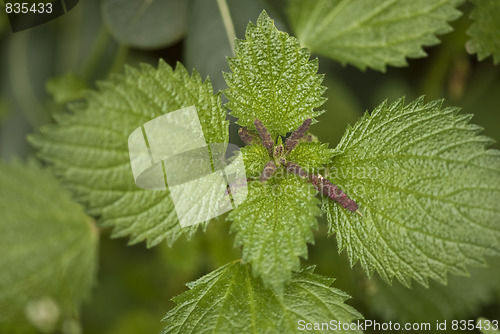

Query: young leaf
left=46, top=72, right=88, bottom=104
left=162, top=261, right=363, bottom=334
left=324, top=97, right=500, bottom=287
left=240, top=144, right=270, bottom=178
left=0, top=160, right=98, bottom=326
left=287, top=142, right=336, bottom=173
left=224, top=11, right=326, bottom=137
left=30, top=61, right=228, bottom=247
left=287, top=0, right=464, bottom=71
left=228, top=175, right=321, bottom=292
left=466, top=0, right=500, bottom=65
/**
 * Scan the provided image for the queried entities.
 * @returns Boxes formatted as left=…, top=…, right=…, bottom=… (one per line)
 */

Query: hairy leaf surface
left=466, top=0, right=500, bottom=64
left=287, top=0, right=464, bottom=71
left=224, top=11, right=326, bottom=136
left=240, top=144, right=269, bottom=178
left=0, top=161, right=98, bottom=324
left=228, top=175, right=321, bottom=292
left=324, top=97, right=500, bottom=287
left=162, top=261, right=363, bottom=334
left=30, top=61, right=228, bottom=247
left=288, top=142, right=336, bottom=173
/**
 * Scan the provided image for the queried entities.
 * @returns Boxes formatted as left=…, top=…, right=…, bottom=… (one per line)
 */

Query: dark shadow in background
left=7, top=0, right=79, bottom=32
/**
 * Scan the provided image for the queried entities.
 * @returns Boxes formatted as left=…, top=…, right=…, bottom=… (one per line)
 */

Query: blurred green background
left=0, top=0, right=499, bottom=333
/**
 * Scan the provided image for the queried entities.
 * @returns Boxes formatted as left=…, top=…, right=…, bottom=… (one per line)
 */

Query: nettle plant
left=2, top=1, right=500, bottom=333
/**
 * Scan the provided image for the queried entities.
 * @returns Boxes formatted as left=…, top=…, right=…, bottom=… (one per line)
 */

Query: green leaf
left=287, top=0, right=464, bottom=71
left=228, top=175, right=321, bottom=292
left=162, top=261, right=363, bottom=334
left=288, top=142, right=336, bottom=173
left=102, top=0, right=187, bottom=49
left=46, top=72, right=88, bottom=104
left=224, top=11, right=326, bottom=136
left=466, top=0, right=500, bottom=64
left=30, top=61, right=228, bottom=247
left=240, top=144, right=269, bottom=178
left=185, top=0, right=232, bottom=93
left=240, top=140, right=334, bottom=178
left=366, top=258, right=500, bottom=323
left=0, top=160, right=98, bottom=329
left=324, top=97, right=500, bottom=287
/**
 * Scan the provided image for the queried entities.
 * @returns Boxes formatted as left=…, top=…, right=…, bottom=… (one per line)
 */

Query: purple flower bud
left=309, top=174, right=358, bottom=212
left=260, top=161, right=277, bottom=182
left=254, top=119, right=274, bottom=155
left=285, top=118, right=311, bottom=152
left=286, top=161, right=307, bottom=178
left=273, top=144, right=284, bottom=158
left=238, top=128, right=256, bottom=146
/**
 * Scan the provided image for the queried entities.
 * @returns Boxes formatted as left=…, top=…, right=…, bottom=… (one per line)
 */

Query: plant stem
left=109, top=45, right=129, bottom=75
left=81, top=26, right=110, bottom=81
left=216, top=0, right=236, bottom=55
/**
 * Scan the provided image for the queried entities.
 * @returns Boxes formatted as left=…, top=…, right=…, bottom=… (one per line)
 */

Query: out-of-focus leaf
left=46, top=72, right=88, bottom=104
left=466, top=0, right=500, bottom=64
left=366, top=258, right=500, bottom=323
left=461, top=72, right=500, bottom=150
left=287, top=0, right=464, bottom=71
left=0, top=160, right=98, bottom=331
left=185, top=0, right=277, bottom=93
left=184, top=0, right=231, bottom=93
left=102, top=0, right=187, bottom=49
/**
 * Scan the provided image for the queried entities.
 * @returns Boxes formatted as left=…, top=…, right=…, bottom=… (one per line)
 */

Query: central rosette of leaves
left=239, top=118, right=311, bottom=181
left=238, top=118, right=360, bottom=212
left=221, top=11, right=367, bottom=292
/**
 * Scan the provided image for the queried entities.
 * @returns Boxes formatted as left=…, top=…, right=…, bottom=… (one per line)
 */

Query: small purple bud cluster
left=254, top=119, right=274, bottom=155
left=309, top=174, right=359, bottom=212
left=238, top=128, right=257, bottom=146
left=238, top=118, right=360, bottom=213
left=285, top=118, right=312, bottom=153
